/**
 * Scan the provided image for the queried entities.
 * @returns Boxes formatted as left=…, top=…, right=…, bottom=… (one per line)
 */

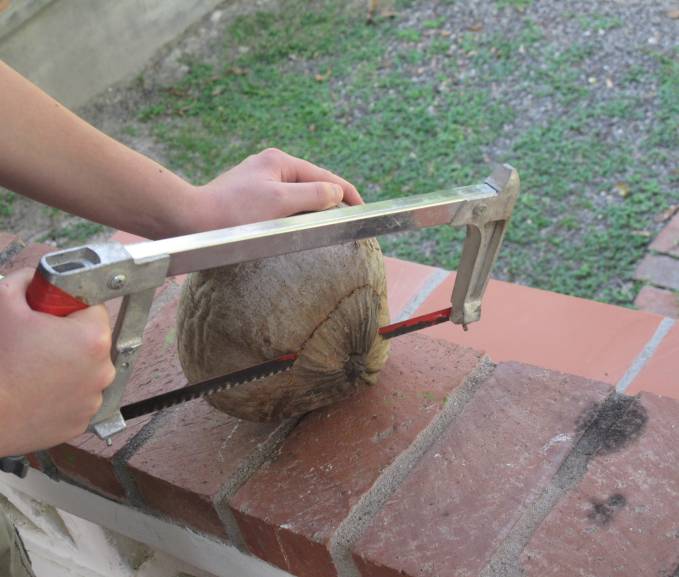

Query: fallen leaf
left=440, top=29, right=452, bottom=37
left=164, top=87, right=187, bottom=97
left=314, top=69, right=332, bottom=82
left=211, top=86, right=224, bottom=96
left=229, top=66, right=247, bottom=76
left=605, top=78, right=614, bottom=88
left=468, top=23, right=483, bottom=32
left=667, top=9, right=679, bottom=19
left=308, top=124, right=316, bottom=132
left=614, top=182, right=630, bottom=198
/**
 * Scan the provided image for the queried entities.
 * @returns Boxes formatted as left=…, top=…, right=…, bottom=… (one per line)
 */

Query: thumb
left=274, top=181, right=343, bottom=215
left=67, top=303, right=110, bottom=328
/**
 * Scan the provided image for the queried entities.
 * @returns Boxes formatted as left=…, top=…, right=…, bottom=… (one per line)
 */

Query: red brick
left=125, top=401, right=281, bottom=539
left=25, top=453, right=42, bottom=471
left=229, top=334, right=484, bottom=577
left=49, top=287, right=184, bottom=500
left=352, top=362, right=611, bottom=577
left=520, top=392, right=679, bottom=577
left=415, top=274, right=660, bottom=384
left=627, top=322, right=679, bottom=399
left=634, top=285, right=679, bottom=318
left=0, top=242, right=52, bottom=275
left=49, top=441, right=127, bottom=500
left=650, top=212, right=679, bottom=257
left=635, top=254, right=679, bottom=291
left=383, top=257, right=441, bottom=320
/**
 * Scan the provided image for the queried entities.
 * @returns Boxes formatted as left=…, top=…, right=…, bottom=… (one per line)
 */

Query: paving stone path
left=634, top=209, right=679, bottom=317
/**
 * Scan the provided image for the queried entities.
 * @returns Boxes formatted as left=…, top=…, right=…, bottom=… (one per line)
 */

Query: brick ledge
left=2, top=232, right=678, bottom=577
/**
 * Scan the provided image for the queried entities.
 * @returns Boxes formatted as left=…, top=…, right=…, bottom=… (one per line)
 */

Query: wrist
left=151, top=180, right=208, bottom=239
left=180, top=181, right=235, bottom=235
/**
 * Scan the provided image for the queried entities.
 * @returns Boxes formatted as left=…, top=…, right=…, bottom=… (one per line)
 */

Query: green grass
left=578, top=13, right=623, bottom=32
left=422, top=17, right=446, bottom=29
left=0, top=190, right=15, bottom=218
left=137, top=0, right=677, bottom=305
left=647, top=52, right=679, bottom=150
left=503, top=118, right=665, bottom=302
left=495, top=0, right=533, bottom=9
left=396, top=28, right=422, bottom=42
left=40, top=221, right=105, bottom=246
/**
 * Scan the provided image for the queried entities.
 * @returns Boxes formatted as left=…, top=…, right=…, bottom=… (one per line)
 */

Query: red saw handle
left=26, top=270, right=88, bottom=317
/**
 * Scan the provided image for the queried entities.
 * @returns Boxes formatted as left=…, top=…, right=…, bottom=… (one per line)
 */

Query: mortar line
left=329, top=357, right=497, bottom=577
left=111, top=409, right=173, bottom=508
left=213, top=416, right=302, bottom=552
left=31, top=451, right=59, bottom=482
left=0, top=240, right=25, bottom=268
left=616, top=317, right=675, bottom=393
left=394, top=268, right=449, bottom=322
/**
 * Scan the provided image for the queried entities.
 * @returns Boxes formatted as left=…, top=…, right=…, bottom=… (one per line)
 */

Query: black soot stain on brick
left=587, top=493, right=627, bottom=526
left=575, top=395, right=648, bottom=455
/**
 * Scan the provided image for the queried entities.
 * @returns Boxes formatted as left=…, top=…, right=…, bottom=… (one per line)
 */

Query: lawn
left=135, top=0, right=678, bottom=305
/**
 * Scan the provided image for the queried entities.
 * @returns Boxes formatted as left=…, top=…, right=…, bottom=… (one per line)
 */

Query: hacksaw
left=2, top=164, right=518, bottom=479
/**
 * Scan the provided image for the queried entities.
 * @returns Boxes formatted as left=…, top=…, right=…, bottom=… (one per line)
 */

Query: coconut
left=176, top=238, right=390, bottom=421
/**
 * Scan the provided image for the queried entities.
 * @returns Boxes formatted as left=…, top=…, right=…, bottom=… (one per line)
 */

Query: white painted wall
left=0, top=469, right=294, bottom=577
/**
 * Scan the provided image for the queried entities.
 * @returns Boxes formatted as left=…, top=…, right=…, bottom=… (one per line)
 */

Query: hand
left=189, top=148, right=363, bottom=232
left=0, top=269, right=115, bottom=456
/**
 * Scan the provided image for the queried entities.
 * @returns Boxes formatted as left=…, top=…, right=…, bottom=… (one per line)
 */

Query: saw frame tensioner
left=24, top=164, right=519, bottom=443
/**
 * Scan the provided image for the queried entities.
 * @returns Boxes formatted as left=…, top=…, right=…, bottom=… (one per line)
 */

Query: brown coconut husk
left=176, top=238, right=390, bottom=421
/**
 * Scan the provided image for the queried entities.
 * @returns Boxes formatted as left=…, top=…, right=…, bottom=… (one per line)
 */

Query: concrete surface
left=0, top=0, right=225, bottom=108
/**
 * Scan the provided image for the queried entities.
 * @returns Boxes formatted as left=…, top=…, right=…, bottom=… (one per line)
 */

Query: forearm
left=0, top=60, right=200, bottom=239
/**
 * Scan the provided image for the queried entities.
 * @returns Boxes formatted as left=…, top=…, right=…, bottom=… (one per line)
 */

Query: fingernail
left=333, top=185, right=343, bottom=203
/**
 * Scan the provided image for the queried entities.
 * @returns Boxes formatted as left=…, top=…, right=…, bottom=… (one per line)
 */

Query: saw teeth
left=120, top=360, right=294, bottom=420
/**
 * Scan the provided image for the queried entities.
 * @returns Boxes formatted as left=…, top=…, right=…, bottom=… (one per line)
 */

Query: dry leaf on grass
left=315, top=69, right=332, bottom=82
left=614, top=182, right=630, bottom=198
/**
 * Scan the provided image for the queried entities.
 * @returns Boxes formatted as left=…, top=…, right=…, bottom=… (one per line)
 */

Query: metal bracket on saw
left=31, top=164, right=519, bottom=441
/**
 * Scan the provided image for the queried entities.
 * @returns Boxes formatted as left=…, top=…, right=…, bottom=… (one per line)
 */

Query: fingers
left=257, top=148, right=364, bottom=205
left=274, top=181, right=344, bottom=214
left=0, top=267, right=34, bottom=295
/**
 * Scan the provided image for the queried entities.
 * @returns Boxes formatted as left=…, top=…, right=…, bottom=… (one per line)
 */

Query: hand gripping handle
left=0, top=270, right=81, bottom=478
left=26, top=269, right=88, bottom=317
